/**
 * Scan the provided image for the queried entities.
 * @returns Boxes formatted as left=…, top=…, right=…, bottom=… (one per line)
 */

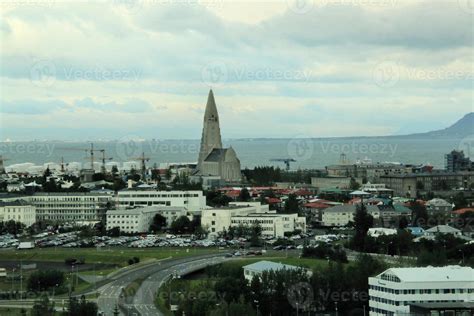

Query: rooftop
left=376, top=265, right=473, bottom=283
left=243, top=260, right=299, bottom=273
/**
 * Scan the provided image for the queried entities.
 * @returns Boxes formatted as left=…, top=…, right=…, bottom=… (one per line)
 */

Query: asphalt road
left=95, top=253, right=227, bottom=316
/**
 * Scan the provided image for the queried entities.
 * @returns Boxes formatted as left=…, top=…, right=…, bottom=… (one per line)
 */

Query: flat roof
left=243, top=260, right=299, bottom=273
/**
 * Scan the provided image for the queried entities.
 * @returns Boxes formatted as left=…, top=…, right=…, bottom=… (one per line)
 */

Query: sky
left=0, top=0, right=473, bottom=141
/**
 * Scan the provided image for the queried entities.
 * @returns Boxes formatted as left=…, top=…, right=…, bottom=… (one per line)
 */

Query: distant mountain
left=397, top=112, right=474, bottom=139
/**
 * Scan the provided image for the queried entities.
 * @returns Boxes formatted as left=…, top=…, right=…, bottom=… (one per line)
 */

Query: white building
left=424, top=225, right=463, bottom=238
left=0, top=200, right=36, bottom=227
left=202, top=202, right=305, bottom=237
left=368, top=228, right=397, bottom=238
left=321, top=205, right=380, bottom=227
left=426, top=198, right=453, bottom=213
left=242, top=260, right=302, bottom=282
left=231, top=213, right=306, bottom=238
left=202, top=202, right=268, bottom=235
left=116, top=190, right=206, bottom=213
left=27, top=192, right=113, bottom=223
left=106, top=206, right=164, bottom=234
left=369, top=265, right=474, bottom=316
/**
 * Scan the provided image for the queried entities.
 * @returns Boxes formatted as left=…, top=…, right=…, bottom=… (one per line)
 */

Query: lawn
left=0, top=247, right=222, bottom=266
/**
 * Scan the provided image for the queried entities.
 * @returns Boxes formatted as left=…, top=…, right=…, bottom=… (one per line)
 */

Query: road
left=95, top=253, right=227, bottom=316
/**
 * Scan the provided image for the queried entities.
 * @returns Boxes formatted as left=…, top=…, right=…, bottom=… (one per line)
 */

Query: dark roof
left=410, top=302, right=474, bottom=310
left=0, top=199, right=31, bottom=207
left=204, top=148, right=228, bottom=162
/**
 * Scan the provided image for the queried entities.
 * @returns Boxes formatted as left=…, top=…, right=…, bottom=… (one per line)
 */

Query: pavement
left=95, top=253, right=227, bottom=316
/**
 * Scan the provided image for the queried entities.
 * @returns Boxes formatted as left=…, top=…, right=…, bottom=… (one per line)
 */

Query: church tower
left=197, top=89, right=223, bottom=170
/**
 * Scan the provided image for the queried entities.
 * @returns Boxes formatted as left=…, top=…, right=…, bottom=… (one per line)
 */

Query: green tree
left=149, top=214, right=167, bottom=232
left=31, top=294, right=54, bottom=316
left=239, top=188, right=251, bottom=202
left=249, top=221, right=262, bottom=246
left=351, top=204, right=374, bottom=251
left=65, top=295, right=98, bottom=316
left=170, top=216, right=191, bottom=234
left=283, top=194, right=299, bottom=214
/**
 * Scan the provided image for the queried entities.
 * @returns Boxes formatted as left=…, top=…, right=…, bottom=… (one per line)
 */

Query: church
left=194, top=90, right=242, bottom=184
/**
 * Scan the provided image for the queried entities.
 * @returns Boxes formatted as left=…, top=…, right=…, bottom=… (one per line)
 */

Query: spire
left=204, top=89, right=219, bottom=122
left=197, top=89, right=223, bottom=170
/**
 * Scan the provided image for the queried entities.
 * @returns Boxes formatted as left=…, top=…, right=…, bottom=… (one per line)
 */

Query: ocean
left=0, top=137, right=467, bottom=170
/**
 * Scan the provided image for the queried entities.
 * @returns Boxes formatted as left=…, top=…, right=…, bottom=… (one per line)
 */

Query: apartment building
left=27, top=192, right=112, bottom=223
left=369, top=266, right=474, bottom=316
left=116, top=190, right=206, bottom=212
left=230, top=213, right=306, bottom=238
left=106, top=206, right=168, bottom=234
left=321, top=204, right=380, bottom=227
left=0, top=200, right=36, bottom=227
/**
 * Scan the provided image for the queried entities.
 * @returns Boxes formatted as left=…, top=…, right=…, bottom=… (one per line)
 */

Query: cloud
left=0, top=99, right=68, bottom=115
left=74, top=97, right=155, bottom=113
left=0, top=0, right=472, bottom=140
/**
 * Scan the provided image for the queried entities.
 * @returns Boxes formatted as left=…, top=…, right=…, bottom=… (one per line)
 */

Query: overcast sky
left=0, top=0, right=473, bottom=141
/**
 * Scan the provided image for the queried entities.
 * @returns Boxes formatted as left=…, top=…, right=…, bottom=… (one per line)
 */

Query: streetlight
left=254, top=299, right=259, bottom=316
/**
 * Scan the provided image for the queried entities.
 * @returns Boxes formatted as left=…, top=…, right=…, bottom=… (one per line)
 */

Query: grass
left=0, top=247, right=222, bottom=266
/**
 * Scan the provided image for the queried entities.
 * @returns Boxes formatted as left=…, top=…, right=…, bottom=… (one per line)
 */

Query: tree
left=31, top=294, right=54, bottom=316
left=27, top=270, right=64, bottom=292
left=452, top=192, right=468, bottom=209
left=66, top=295, right=98, bottom=316
left=239, top=188, right=251, bottom=202
left=149, top=214, right=167, bottom=232
left=410, top=201, right=428, bottom=227
left=107, top=226, right=120, bottom=237
left=170, top=216, right=191, bottom=234
left=249, top=221, right=262, bottom=246
left=349, top=177, right=360, bottom=190
left=283, top=194, right=299, bottom=214
left=398, top=216, right=409, bottom=229
left=111, top=165, right=119, bottom=175
left=351, top=204, right=374, bottom=251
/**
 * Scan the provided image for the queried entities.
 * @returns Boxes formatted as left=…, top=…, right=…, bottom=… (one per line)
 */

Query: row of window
left=370, top=285, right=474, bottom=295
left=119, top=194, right=199, bottom=198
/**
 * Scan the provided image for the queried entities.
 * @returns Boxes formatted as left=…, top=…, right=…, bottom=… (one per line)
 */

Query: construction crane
left=130, top=152, right=150, bottom=180
left=269, top=158, right=296, bottom=171
left=0, top=155, right=9, bottom=174
left=99, top=150, right=113, bottom=174
left=59, top=143, right=107, bottom=171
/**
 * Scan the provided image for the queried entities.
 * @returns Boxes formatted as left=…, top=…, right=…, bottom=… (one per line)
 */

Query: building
left=325, top=163, right=427, bottom=182
left=369, top=265, right=474, bottom=316
left=0, top=200, right=36, bottom=227
left=202, top=202, right=305, bottom=237
left=445, top=150, right=472, bottom=172
left=320, top=204, right=380, bottom=227
left=408, top=302, right=474, bottom=315
left=379, top=171, right=474, bottom=197
left=194, top=90, right=241, bottom=183
left=230, top=213, right=306, bottom=238
left=311, top=176, right=359, bottom=190
left=116, top=190, right=206, bottom=213
left=425, top=198, right=453, bottom=214
left=424, top=225, right=462, bottom=238
left=368, top=227, right=397, bottom=238
left=242, top=260, right=302, bottom=282
left=360, top=183, right=394, bottom=196
left=202, top=202, right=269, bottom=235
left=106, top=206, right=166, bottom=234
left=27, top=192, right=112, bottom=223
